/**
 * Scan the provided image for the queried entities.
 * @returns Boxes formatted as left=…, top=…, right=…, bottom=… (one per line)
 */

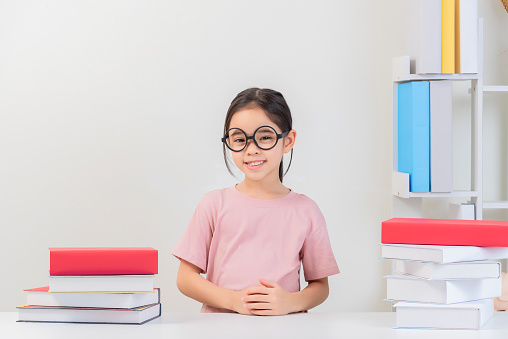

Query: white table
left=4, top=311, right=508, bottom=339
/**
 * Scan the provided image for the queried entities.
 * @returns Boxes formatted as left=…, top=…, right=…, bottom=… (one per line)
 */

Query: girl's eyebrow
left=229, top=125, right=278, bottom=135
left=229, top=130, right=244, bottom=136
left=257, top=127, right=274, bottom=132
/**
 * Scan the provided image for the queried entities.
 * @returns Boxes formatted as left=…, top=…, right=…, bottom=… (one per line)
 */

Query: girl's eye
left=258, top=133, right=275, bottom=142
left=234, top=138, right=245, bottom=143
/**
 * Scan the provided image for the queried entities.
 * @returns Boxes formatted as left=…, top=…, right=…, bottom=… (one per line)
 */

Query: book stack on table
left=381, top=218, right=508, bottom=330
left=17, top=247, right=161, bottom=325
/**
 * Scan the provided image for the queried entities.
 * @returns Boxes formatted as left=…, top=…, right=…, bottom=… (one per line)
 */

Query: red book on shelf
left=381, top=218, right=508, bottom=247
left=49, top=247, right=158, bottom=275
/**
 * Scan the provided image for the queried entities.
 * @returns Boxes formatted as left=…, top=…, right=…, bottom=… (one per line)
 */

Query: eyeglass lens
left=225, top=126, right=279, bottom=151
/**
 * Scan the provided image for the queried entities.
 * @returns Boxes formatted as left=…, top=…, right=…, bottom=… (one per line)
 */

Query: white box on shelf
left=449, top=202, right=475, bottom=220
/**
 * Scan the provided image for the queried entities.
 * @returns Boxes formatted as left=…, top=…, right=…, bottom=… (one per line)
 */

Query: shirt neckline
left=229, top=185, right=297, bottom=208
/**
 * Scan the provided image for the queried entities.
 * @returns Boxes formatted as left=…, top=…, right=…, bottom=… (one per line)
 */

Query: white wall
left=0, top=0, right=506, bottom=313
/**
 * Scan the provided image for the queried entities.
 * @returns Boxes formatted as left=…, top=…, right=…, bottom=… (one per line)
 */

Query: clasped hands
left=234, top=277, right=295, bottom=316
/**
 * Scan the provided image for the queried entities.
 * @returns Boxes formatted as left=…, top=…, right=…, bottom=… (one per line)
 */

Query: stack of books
left=17, top=247, right=161, bottom=324
left=381, top=218, right=508, bottom=329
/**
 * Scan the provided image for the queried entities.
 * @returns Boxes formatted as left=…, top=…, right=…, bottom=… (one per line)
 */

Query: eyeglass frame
left=221, top=125, right=289, bottom=152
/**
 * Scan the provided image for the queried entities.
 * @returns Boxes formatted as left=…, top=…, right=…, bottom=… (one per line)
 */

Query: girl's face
left=227, top=106, right=295, bottom=185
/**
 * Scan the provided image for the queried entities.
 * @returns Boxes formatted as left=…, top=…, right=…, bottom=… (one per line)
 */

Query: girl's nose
left=245, top=139, right=260, bottom=154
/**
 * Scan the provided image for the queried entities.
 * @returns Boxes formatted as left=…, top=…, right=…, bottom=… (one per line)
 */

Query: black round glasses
left=221, top=125, right=289, bottom=152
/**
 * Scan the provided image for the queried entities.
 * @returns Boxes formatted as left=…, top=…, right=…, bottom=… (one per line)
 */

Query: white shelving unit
left=483, top=201, right=508, bottom=210
left=482, top=85, right=508, bottom=212
left=483, top=86, right=508, bottom=92
left=392, top=19, right=484, bottom=220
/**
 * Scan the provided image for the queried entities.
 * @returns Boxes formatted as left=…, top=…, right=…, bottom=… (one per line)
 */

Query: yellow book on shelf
left=455, top=0, right=461, bottom=73
left=442, top=0, right=455, bottom=74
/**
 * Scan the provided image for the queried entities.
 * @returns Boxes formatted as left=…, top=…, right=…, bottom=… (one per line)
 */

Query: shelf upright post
left=470, top=18, right=483, bottom=220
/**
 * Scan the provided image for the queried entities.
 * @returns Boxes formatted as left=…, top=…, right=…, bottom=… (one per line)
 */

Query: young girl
left=172, top=88, right=339, bottom=315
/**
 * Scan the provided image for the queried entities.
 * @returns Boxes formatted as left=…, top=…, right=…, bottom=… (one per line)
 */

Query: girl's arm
left=242, top=277, right=330, bottom=316
left=176, top=259, right=252, bottom=314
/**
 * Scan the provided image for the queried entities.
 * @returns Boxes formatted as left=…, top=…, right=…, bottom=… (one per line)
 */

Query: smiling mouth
left=245, top=160, right=265, bottom=166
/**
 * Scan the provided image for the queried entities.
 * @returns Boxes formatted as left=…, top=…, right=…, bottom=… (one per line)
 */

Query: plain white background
left=1, top=0, right=507, bottom=313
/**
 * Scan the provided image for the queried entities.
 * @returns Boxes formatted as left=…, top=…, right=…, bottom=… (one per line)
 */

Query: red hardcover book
left=381, top=218, right=508, bottom=247
left=49, top=247, right=158, bottom=275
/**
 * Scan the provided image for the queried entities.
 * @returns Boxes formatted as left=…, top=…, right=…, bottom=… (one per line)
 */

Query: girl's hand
left=241, top=278, right=295, bottom=316
left=231, top=288, right=258, bottom=315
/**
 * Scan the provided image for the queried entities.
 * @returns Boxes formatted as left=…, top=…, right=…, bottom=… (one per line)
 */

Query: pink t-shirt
left=172, top=186, right=340, bottom=313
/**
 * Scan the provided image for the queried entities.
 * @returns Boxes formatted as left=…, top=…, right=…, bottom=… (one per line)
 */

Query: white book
left=386, top=275, right=501, bottom=304
left=449, top=202, right=475, bottom=220
left=394, top=299, right=494, bottom=329
left=392, top=260, right=501, bottom=280
left=456, top=0, right=478, bottom=73
left=25, top=286, right=160, bottom=309
left=381, top=243, right=508, bottom=263
left=406, top=0, right=442, bottom=74
left=430, top=80, right=452, bottom=192
left=17, top=303, right=161, bottom=324
left=49, top=275, right=154, bottom=293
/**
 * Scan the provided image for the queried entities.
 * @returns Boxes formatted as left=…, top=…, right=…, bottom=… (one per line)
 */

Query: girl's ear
left=283, top=130, right=297, bottom=153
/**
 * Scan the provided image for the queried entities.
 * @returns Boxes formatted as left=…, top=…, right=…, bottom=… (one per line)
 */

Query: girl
left=172, top=88, right=339, bottom=315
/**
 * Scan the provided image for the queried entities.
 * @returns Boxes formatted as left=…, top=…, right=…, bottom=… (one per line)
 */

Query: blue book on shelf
left=398, top=81, right=430, bottom=192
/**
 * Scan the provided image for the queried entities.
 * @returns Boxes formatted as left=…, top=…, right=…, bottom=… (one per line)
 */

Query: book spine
left=387, top=276, right=501, bottom=303
left=48, top=275, right=154, bottom=293
left=395, top=299, right=494, bottom=329
left=398, top=82, right=430, bottom=192
left=407, top=0, right=442, bottom=74
left=456, top=0, right=478, bottom=73
left=442, top=0, right=455, bottom=74
left=393, top=260, right=501, bottom=279
left=382, top=218, right=508, bottom=247
left=430, top=81, right=453, bottom=192
left=49, top=248, right=158, bottom=275
left=420, top=0, right=442, bottom=74
left=398, top=83, right=413, bottom=187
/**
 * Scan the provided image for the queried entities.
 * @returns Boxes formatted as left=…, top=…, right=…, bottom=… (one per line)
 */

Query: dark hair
left=223, top=87, right=293, bottom=183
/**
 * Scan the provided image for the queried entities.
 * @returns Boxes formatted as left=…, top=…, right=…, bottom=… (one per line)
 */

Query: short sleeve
left=301, top=205, right=340, bottom=282
left=171, top=200, right=214, bottom=274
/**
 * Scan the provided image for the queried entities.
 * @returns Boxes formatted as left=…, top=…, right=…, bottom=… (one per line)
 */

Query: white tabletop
left=4, top=311, right=508, bottom=339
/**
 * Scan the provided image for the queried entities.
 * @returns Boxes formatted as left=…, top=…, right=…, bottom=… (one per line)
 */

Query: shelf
left=392, top=56, right=479, bottom=83
left=392, top=172, right=478, bottom=198
left=409, top=191, right=479, bottom=198
left=483, top=201, right=508, bottom=209
left=484, top=86, right=508, bottom=92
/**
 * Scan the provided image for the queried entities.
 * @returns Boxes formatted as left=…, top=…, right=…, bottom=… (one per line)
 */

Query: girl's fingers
left=246, top=286, right=269, bottom=295
left=243, top=294, right=270, bottom=303
left=244, top=302, right=271, bottom=311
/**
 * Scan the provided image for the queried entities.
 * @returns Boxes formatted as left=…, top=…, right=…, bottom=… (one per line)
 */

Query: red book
left=49, top=247, right=158, bottom=275
left=381, top=218, right=508, bottom=247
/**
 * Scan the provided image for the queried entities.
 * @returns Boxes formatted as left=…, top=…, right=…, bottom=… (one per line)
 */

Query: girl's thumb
left=259, top=277, right=277, bottom=288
